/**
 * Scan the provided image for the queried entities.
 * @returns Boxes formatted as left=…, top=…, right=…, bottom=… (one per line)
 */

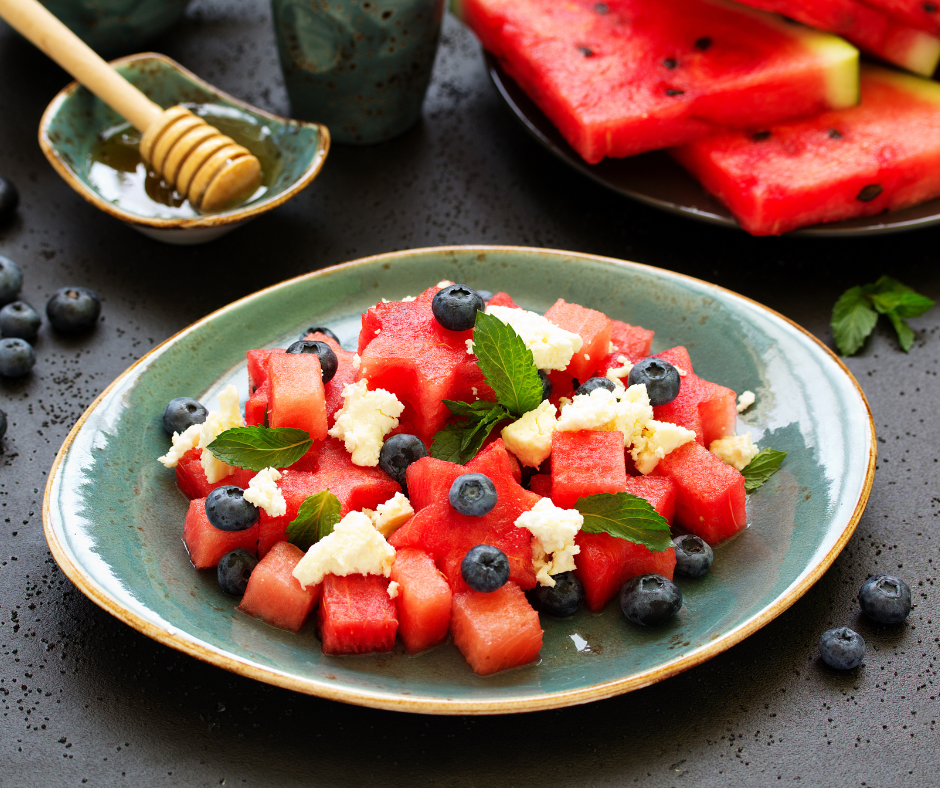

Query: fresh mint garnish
left=742, top=448, right=787, bottom=492
left=831, top=276, right=934, bottom=355
left=206, top=425, right=312, bottom=471
left=576, top=492, right=672, bottom=553
left=287, top=490, right=341, bottom=552
left=430, top=310, right=542, bottom=463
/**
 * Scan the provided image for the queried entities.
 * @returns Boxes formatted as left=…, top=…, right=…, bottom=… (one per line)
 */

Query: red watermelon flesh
left=671, top=65, right=940, bottom=235
left=390, top=548, right=453, bottom=654
left=455, top=0, right=859, bottom=163
left=358, top=288, right=494, bottom=442
left=550, top=430, right=627, bottom=508
left=246, top=348, right=277, bottom=393
left=860, top=0, right=940, bottom=36
left=544, top=299, right=612, bottom=382
left=528, top=473, right=553, bottom=498
left=406, top=456, right=466, bottom=511
left=575, top=534, right=677, bottom=612
left=731, top=0, right=940, bottom=75
left=609, top=321, right=654, bottom=360
left=486, top=291, right=520, bottom=308
left=245, top=379, right=269, bottom=427
left=266, top=352, right=328, bottom=440
left=318, top=574, right=398, bottom=655
left=238, top=541, right=320, bottom=632
left=182, top=497, right=259, bottom=570
left=450, top=583, right=543, bottom=675
left=302, top=331, right=359, bottom=427
left=175, top=448, right=256, bottom=501
left=547, top=369, right=577, bottom=408
left=652, top=441, right=747, bottom=544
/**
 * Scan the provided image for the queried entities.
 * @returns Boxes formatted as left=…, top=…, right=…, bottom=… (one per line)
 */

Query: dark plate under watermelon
left=487, top=55, right=940, bottom=237
left=43, top=247, right=875, bottom=714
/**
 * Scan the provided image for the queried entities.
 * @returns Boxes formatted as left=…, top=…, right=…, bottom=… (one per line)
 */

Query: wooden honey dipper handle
left=0, top=0, right=263, bottom=212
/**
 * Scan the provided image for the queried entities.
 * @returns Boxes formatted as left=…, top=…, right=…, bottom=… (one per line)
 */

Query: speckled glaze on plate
left=43, top=246, right=875, bottom=715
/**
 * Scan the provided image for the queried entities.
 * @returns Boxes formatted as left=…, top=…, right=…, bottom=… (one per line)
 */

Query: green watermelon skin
left=731, top=0, right=940, bottom=75
left=456, top=0, right=859, bottom=163
left=671, top=65, right=940, bottom=235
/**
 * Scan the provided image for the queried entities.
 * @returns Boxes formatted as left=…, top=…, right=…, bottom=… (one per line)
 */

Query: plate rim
left=42, top=245, right=877, bottom=715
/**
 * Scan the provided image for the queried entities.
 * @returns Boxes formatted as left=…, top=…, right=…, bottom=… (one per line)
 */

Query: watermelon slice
left=575, top=535, right=677, bottom=612
left=182, top=497, right=259, bottom=570
left=731, top=0, right=940, bottom=75
left=390, top=548, right=453, bottom=654
left=455, top=0, right=859, bottom=163
left=609, top=321, right=654, bottom=360
left=175, top=448, right=256, bottom=500
left=550, top=430, right=627, bottom=508
left=852, top=0, right=940, bottom=36
left=672, top=65, right=940, bottom=235
left=318, top=574, right=398, bottom=655
left=238, top=541, right=320, bottom=632
left=266, top=352, right=328, bottom=440
left=543, top=299, right=612, bottom=382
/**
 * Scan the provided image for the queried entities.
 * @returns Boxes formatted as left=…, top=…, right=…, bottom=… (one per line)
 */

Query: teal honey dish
left=39, top=53, right=330, bottom=245
left=43, top=247, right=876, bottom=714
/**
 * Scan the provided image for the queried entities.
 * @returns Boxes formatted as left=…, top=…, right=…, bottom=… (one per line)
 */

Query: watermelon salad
left=455, top=0, right=940, bottom=234
left=158, top=283, right=784, bottom=676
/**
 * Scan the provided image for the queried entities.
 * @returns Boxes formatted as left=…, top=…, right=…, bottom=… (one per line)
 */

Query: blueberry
left=461, top=544, right=510, bottom=592
left=0, top=408, right=6, bottom=441
left=0, top=337, right=35, bottom=377
left=538, top=369, right=552, bottom=401
left=431, top=284, right=485, bottom=331
left=205, top=486, right=259, bottom=532
left=0, top=256, right=23, bottom=305
left=0, top=176, right=18, bottom=224
left=163, top=396, right=208, bottom=435
left=378, top=433, right=428, bottom=490
left=476, top=290, right=494, bottom=303
left=818, top=626, right=865, bottom=669
left=303, top=325, right=340, bottom=344
left=858, top=575, right=912, bottom=624
left=575, top=376, right=617, bottom=396
left=620, top=574, right=682, bottom=625
left=532, top=571, right=584, bottom=617
left=217, top=548, right=258, bottom=596
left=0, top=301, right=41, bottom=341
left=46, top=287, right=101, bottom=334
left=628, top=358, right=681, bottom=406
left=672, top=534, right=714, bottom=578
left=449, top=473, right=498, bottom=517
left=285, top=339, right=338, bottom=383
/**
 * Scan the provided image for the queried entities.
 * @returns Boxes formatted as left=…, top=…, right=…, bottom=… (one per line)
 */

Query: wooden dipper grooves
left=0, top=0, right=263, bottom=213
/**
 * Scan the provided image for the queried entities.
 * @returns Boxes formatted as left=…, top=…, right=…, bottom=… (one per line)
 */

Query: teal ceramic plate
left=43, top=247, right=875, bottom=714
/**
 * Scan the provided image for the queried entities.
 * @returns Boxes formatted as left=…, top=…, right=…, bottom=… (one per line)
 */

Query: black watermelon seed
left=828, top=128, right=843, bottom=139
left=694, top=36, right=712, bottom=50
left=663, top=57, right=678, bottom=69
left=579, top=46, right=594, bottom=57
left=857, top=184, right=883, bottom=202
left=595, top=2, right=609, bottom=12
left=666, top=88, right=685, bottom=96
left=751, top=131, right=771, bottom=142
left=925, top=3, right=937, bottom=13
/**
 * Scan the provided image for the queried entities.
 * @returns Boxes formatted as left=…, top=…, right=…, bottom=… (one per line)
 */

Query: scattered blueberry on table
left=858, top=575, right=912, bottom=624
left=0, top=337, right=36, bottom=377
left=0, top=256, right=23, bottom=305
left=0, top=301, right=41, bottom=342
left=0, top=176, right=18, bottom=224
left=818, top=627, right=865, bottom=670
left=0, top=408, right=7, bottom=441
left=46, top=286, right=101, bottom=334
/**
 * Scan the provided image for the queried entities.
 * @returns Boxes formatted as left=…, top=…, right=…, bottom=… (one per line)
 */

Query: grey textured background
left=0, top=1, right=938, bottom=785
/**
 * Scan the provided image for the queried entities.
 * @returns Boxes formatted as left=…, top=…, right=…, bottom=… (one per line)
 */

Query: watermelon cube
left=609, top=321, right=654, bottom=360
left=318, top=574, right=398, bottom=655
left=390, top=548, right=452, bottom=654
left=302, top=331, right=359, bottom=427
left=544, top=299, right=612, bottom=382
left=244, top=379, right=269, bottom=427
left=486, top=292, right=520, bottom=308
left=175, top=448, right=256, bottom=501
left=182, top=497, right=259, bottom=570
left=550, top=430, right=627, bottom=508
left=450, top=583, right=543, bottom=675
left=267, top=351, right=328, bottom=440
left=575, top=534, right=677, bottom=612
left=238, top=541, right=320, bottom=632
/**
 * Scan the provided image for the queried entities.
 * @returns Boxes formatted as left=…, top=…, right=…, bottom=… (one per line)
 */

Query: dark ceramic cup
left=271, top=0, right=445, bottom=144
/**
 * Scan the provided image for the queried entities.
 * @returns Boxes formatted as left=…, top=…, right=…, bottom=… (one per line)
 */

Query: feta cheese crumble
left=352, top=353, right=361, bottom=370
left=501, top=400, right=557, bottom=468
left=605, top=354, right=633, bottom=384
left=387, top=581, right=400, bottom=599
left=483, top=305, right=583, bottom=371
left=243, top=467, right=286, bottom=517
left=737, top=390, right=756, bottom=413
left=710, top=432, right=760, bottom=471
left=328, top=380, right=404, bottom=466
left=292, top=511, right=396, bottom=588
left=630, top=420, right=696, bottom=475
left=158, top=422, right=202, bottom=468
left=514, top=498, right=583, bottom=587
left=366, top=492, right=414, bottom=538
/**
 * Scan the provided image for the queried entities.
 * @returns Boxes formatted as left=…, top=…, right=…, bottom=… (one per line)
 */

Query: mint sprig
left=206, top=425, right=312, bottom=471
left=576, top=493, right=672, bottom=553
left=286, top=490, right=341, bottom=552
left=831, top=276, right=934, bottom=355
left=431, top=401, right=512, bottom=463
left=742, top=448, right=787, bottom=492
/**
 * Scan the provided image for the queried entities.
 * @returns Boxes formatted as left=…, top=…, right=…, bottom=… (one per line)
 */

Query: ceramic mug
left=40, top=0, right=191, bottom=56
left=271, top=0, right=445, bottom=144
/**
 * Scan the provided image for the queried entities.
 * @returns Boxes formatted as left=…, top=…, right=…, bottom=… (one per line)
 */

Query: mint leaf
left=885, top=310, right=915, bottom=353
left=742, top=448, right=787, bottom=492
left=576, top=493, right=672, bottom=553
left=831, top=286, right=878, bottom=356
left=287, top=490, right=341, bottom=552
left=471, top=310, right=543, bottom=416
left=429, top=423, right=465, bottom=463
left=832, top=278, right=934, bottom=355
left=206, top=426, right=312, bottom=471
left=430, top=401, right=511, bottom=464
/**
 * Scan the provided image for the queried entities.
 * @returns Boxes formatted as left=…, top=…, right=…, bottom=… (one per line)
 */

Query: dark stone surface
left=0, top=2, right=938, bottom=785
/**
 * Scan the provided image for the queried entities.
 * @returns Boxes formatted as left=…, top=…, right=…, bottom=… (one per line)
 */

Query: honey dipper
left=0, top=0, right=263, bottom=213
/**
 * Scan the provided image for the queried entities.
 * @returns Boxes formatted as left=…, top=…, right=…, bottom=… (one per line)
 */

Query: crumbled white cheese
left=401, top=295, right=416, bottom=303
left=368, top=492, right=414, bottom=537
left=710, top=432, right=760, bottom=471
left=501, top=400, right=557, bottom=468
left=158, top=422, right=202, bottom=468
left=737, top=390, right=756, bottom=413
left=387, top=581, right=400, bottom=599
left=605, top=354, right=633, bottom=384
left=328, top=380, right=404, bottom=466
left=583, top=353, right=590, bottom=361
left=292, top=511, right=396, bottom=588
left=436, top=280, right=455, bottom=288
left=352, top=353, right=361, bottom=370
left=484, top=305, right=583, bottom=371
left=675, top=366, right=688, bottom=377
left=514, top=498, right=583, bottom=587
left=465, top=338, right=475, bottom=356
left=630, top=420, right=696, bottom=474
left=608, top=342, right=616, bottom=354
left=243, top=467, right=286, bottom=517
left=471, top=387, right=478, bottom=397
left=198, top=385, right=246, bottom=483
